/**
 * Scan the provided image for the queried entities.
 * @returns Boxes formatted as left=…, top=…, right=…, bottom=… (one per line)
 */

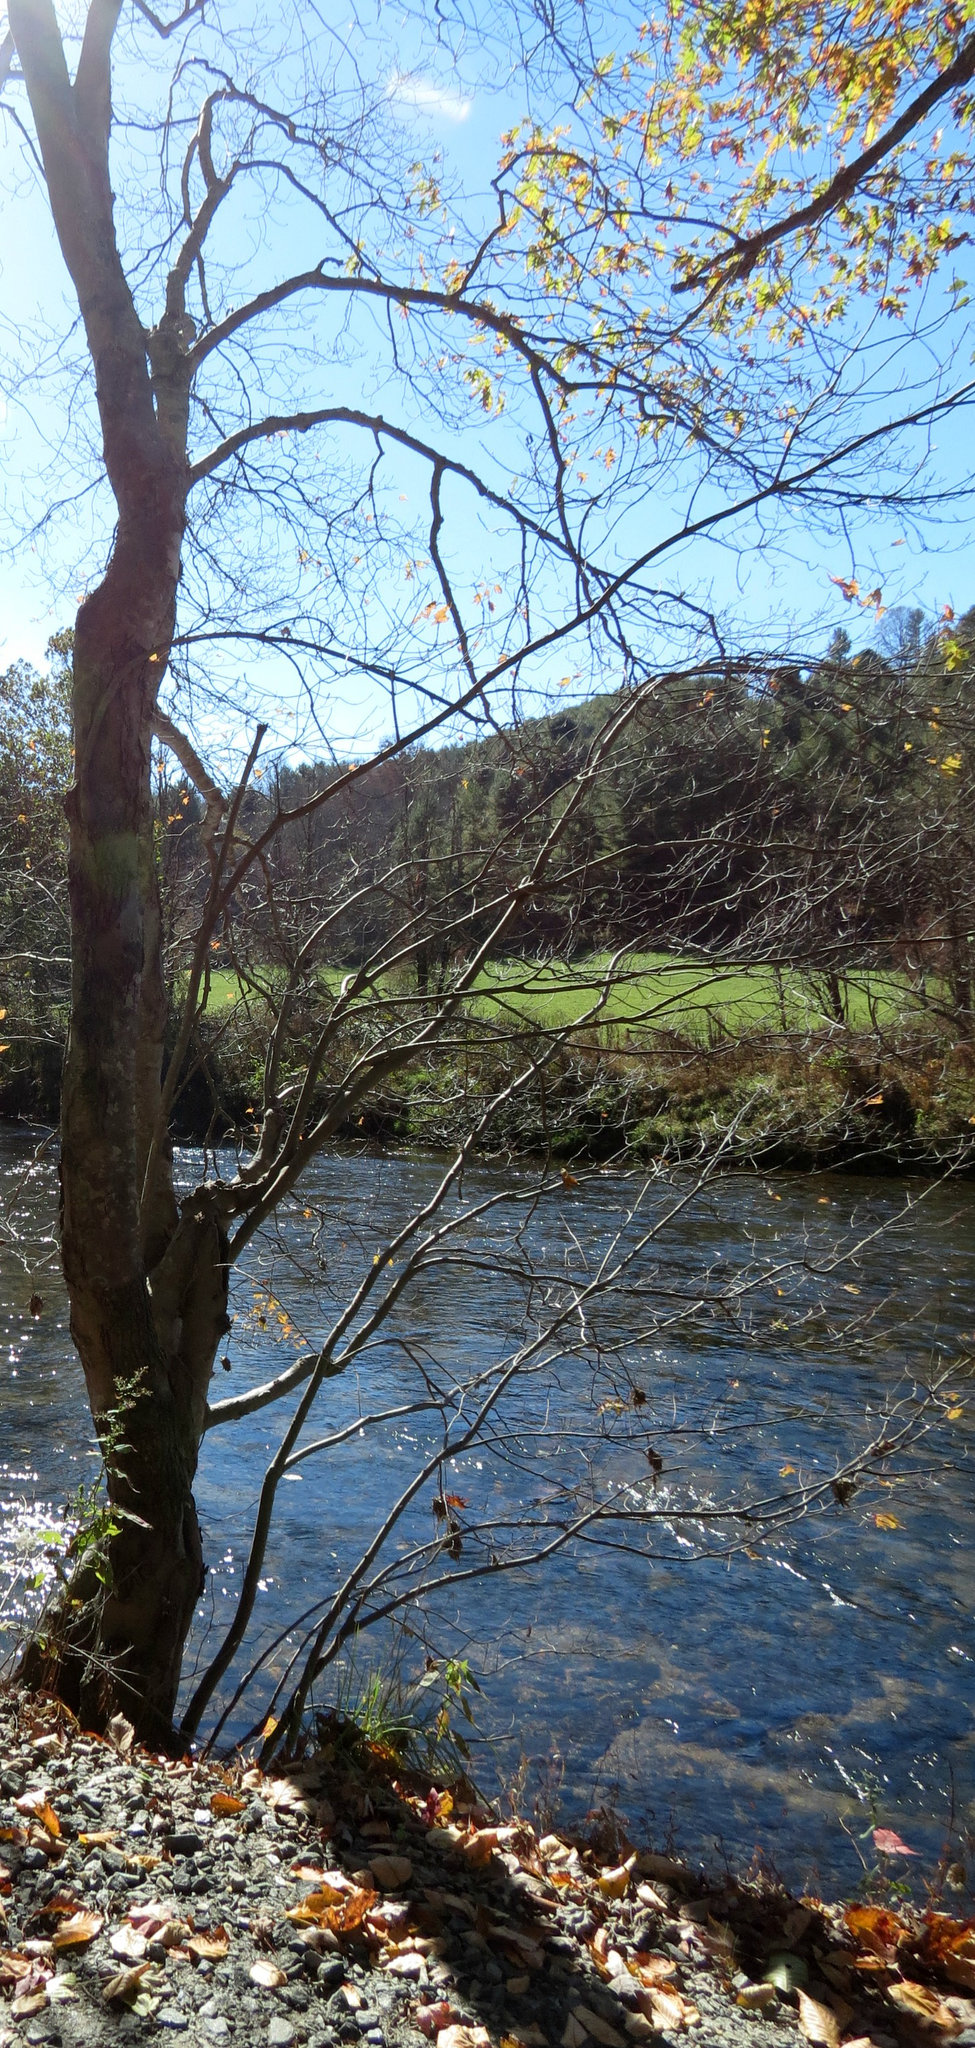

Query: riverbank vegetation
left=4, top=616, right=974, bottom=1168
left=0, top=0, right=973, bottom=1771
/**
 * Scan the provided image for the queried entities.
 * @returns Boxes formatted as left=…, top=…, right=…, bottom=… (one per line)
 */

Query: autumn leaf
left=250, top=1958, right=287, bottom=1987
left=797, top=1990, right=840, bottom=2048
left=110, top=1925, right=148, bottom=1962
left=844, top=1903, right=911, bottom=1958
left=919, top=1914, right=975, bottom=1992
left=598, top=1858, right=635, bottom=1899
left=887, top=1980, right=961, bottom=2031
left=52, top=1911, right=103, bottom=1948
left=186, top=1927, right=230, bottom=1960
left=11, top=1989, right=49, bottom=2018
left=645, top=1985, right=700, bottom=2030
left=636, top=1955, right=680, bottom=1986
left=0, top=1950, right=35, bottom=1984
left=872, top=1826, right=919, bottom=1856
left=874, top=1512, right=901, bottom=1530
left=210, top=1793, right=246, bottom=1818
left=14, top=1794, right=60, bottom=1837
left=286, top=1885, right=348, bottom=1920
left=103, top=1962, right=153, bottom=2004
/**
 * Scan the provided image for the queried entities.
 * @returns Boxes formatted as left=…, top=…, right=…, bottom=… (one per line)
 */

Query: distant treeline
left=207, top=606, right=975, bottom=1004
left=2, top=607, right=974, bottom=1125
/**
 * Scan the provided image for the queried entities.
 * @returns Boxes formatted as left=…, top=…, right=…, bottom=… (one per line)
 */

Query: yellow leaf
left=874, top=1512, right=901, bottom=1531
left=780, top=1464, right=796, bottom=1476
left=598, top=1857, right=635, bottom=1899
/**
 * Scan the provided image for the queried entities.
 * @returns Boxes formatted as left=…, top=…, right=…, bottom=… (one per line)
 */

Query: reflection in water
left=1, top=1125, right=972, bottom=1891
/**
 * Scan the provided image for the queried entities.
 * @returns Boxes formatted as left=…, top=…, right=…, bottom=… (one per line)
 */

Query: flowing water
left=1, top=1122, right=972, bottom=1894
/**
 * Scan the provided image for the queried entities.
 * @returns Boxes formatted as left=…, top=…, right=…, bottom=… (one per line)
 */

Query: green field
left=468, top=953, right=920, bottom=1042
left=195, top=953, right=923, bottom=1045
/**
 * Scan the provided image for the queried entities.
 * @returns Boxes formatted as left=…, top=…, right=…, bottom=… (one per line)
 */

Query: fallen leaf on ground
left=286, top=1885, right=349, bottom=1920
left=102, top=1963, right=152, bottom=2004
left=45, top=1972, right=78, bottom=2003
left=797, top=1989, right=841, bottom=2048
left=737, top=1983, right=778, bottom=2012
left=887, top=1980, right=962, bottom=2030
left=369, top=1853, right=412, bottom=1889
left=265, top=1777, right=310, bottom=1813
left=0, top=1950, right=34, bottom=1984
left=125, top=1904, right=185, bottom=1944
left=635, top=1955, right=679, bottom=1986
left=436, top=2026, right=492, bottom=2048
left=186, top=1927, right=230, bottom=1961
left=210, top=1793, right=246, bottom=1817
left=11, top=1989, right=48, bottom=2017
left=644, top=1986, right=700, bottom=2030
left=249, top=1958, right=287, bottom=1988
left=844, top=1904, right=911, bottom=1958
left=14, top=1795, right=59, bottom=1837
left=598, top=1859, right=634, bottom=1900
left=105, top=1714, right=135, bottom=1754
left=413, top=1999, right=456, bottom=2037
left=919, top=1917, right=975, bottom=1992
left=51, top=1911, right=103, bottom=1948
left=110, top=1926, right=148, bottom=1962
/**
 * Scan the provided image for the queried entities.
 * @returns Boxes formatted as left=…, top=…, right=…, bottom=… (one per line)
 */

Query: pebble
left=0, top=1689, right=945, bottom=2048
left=267, top=2022, right=297, bottom=2048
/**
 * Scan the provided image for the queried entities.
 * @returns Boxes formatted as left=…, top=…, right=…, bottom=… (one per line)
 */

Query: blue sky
left=0, top=1, right=972, bottom=752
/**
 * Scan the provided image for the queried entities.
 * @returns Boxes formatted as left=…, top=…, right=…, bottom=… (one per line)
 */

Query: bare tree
left=0, top=0, right=971, bottom=1745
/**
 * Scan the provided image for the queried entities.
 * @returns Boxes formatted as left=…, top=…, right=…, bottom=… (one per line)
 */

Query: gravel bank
left=0, top=1688, right=971, bottom=2048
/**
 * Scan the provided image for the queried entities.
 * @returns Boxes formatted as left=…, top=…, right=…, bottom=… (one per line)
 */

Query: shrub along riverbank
left=3, top=957, right=973, bottom=1173
left=4, top=1013, right=973, bottom=1176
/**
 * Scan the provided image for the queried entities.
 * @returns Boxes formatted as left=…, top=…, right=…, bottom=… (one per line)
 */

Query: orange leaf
left=210, top=1793, right=246, bottom=1818
left=187, top=1927, right=230, bottom=1961
left=887, top=1980, right=961, bottom=2030
left=52, top=1911, right=103, bottom=1948
left=103, top=1961, right=153, bottom=2004
left=14, top=1795, right=60, bottom=1837
left=844, top=1904, right=911, bottom=1957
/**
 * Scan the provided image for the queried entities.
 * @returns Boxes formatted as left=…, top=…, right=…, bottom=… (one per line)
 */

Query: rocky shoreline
left=1, top=1688, right=974, bottom=2048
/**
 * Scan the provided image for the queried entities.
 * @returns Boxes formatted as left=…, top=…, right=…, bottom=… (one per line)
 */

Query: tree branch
left=675, top=31, right=975, bottom=293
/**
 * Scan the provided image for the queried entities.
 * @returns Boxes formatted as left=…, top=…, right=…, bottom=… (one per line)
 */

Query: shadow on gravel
left=0, top=1688, right=970, bottom=2048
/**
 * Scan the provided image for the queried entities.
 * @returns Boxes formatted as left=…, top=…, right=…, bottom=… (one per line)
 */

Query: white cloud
left=388, top=71, right=472, bottom=123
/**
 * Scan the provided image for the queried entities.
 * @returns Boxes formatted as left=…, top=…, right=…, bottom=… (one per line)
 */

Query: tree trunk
left=9, top=0, right=223, bottom=1744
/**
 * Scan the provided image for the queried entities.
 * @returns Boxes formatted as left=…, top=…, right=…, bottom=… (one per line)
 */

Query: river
left=1, top=1122, right=972, bottom=1894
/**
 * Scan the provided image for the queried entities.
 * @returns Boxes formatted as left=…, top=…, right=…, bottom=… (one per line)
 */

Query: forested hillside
left=4, top=606, right=973, bottom=1155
